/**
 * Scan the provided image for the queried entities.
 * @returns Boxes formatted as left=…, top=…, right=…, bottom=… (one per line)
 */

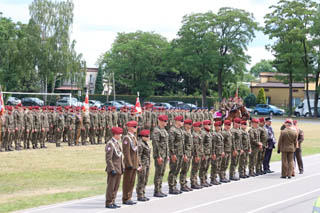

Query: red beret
left=127, top=121, right=138, bottom=127
left=112, top=127, right=123, bottom=135
left=252, top=118, right=259, bottom=123
left=203, top=120, right=211, bottom=125
left=17, top=103, right=22, bottom=107
left=158, top=115, right=168, bottom=121
left=112, top=106, right=116, bottom=110
left=293, top=120, right=297, bottom=125
left=34, top=106, right=40, bottom=110
left=70, top=109, right=74, bottom=113
left=285, top=119, right=293, bottom=124
left=8, top=106, right=13, bottom=111
left=234, top=118, right=241, bottom=123
left=193, top=121, right=202, bottom=127
left=224, top=120, right=231, bottom=125
left=241, top=120, right=247, bottom=125
left=139, top=129, right=150, bottom=137
left=214, top=121, right=222, bottom=127
left=15, top=105, right=19, bottom=109
left=108, top=106, right=112, bottom=111
left=259, top=117, right=265, bottom=122
left=174, top=116, right=184, bottom=121
left=28, top=106, right=33, bottom=110
left=184, top=119, right=193, bottom=125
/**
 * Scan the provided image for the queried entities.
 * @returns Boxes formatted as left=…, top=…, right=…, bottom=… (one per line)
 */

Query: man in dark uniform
left=105, top=127, right=124, bottom=209
left=263, top=117, right=276, bottom=173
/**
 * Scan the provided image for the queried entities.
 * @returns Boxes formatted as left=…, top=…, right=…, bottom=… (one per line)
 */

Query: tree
left=95, top=67, right=104, bottom=94
left=256, top=88, right=267, bottom=104
left=250, top=60, right=275, bottom=77
left=100, top=31, right=169, bottom=99
left=244, top=93, right=256, bottom=107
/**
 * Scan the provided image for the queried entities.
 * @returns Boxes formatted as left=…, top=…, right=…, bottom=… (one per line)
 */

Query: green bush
left=244, top=93, right=256, bottom=107
left=256, top=88, right=267, bottom=104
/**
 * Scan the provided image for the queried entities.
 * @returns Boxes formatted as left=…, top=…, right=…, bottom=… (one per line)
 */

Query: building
left=85, top=68, right=98, bottom=94
left=250, top=72, right=305, bottom=107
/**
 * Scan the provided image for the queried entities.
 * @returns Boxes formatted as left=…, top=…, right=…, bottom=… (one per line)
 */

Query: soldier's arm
left=298, top=129, right=304, bottom=144
left=211, top=134, right=216, bottom=155
left=277, top=131, right=283, bottom=151
left=168, top=129, right=176, bottom=156
left=122, top=137, right=133, bottom=168
left=152, top=129, right=161, bottom=158
left=105, top=143, right=115, bottom=172
left=249, top=129, right=259, bottom=146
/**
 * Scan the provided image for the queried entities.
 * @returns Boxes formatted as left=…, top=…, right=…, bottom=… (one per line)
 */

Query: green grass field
left=0, top=119, right=319, bottom=212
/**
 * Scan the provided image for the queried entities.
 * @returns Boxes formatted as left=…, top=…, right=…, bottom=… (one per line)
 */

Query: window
left=90, top=74, right=93, bottom=83
left=293, top=89, right=298, bottom=93
left=264, top=88, right=269, bottom=92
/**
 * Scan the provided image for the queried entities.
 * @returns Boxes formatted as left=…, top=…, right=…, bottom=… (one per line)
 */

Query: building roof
left=87, top=67, right=98, bottom=72
left=251, top=82, right=305, bottom=88
left=55, top=86, right=81, bottom=91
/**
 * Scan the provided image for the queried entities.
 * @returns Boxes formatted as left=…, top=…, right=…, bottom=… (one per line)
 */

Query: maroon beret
left=234, top=118, right=241, bottom=124
left=127, top=121, right=138, bottom=127
left=214, top=121, right=222, bottom=127
left=224, top=120, right=231, bottom=125
left=184, top=119, right=193, bottom=125
left=259, top=117, right=265, bottom=122
left=112, top=127, right=123, bottom=135
left=193, top=121, right=202, bottom=127
left=285, top=119, right=293, bottom=124
left=203, top=120, right=211, bottom=125
left=174, top=116, right=184, bottom=121
left=158, top=115, right=168, bottom=121
left=241, top=120, right=247, bottom=125
left=252, top=118, right=259, bottom=123
left=139, top=129, right=150, bottom=137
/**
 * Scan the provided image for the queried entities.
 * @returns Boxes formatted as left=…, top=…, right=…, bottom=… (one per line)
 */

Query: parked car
left=21, top=97, right=44, bottom=106
left=304, top=107, right=320, bottom=117
left=168, top=101, right=184, bottom=107
left=143, top=101, right=156, bottom=107
left=89, top=100, right=103, bottom=108
left=116, top=100, right=134, bottom=108
left=153, top=102, right=173, bottom=109
left=177, top=103, right=198, bottom=110
left=294, top=99, right=320, bottom=117
left=104, top=101, right=124, bottom=110
left=59, top=97, right=83, bottom=107
left=6, top=97, right=21, bottom=105
left=253, top=104, right=284, bottom=116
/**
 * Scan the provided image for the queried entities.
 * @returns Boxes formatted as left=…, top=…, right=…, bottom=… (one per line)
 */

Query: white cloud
left=1, top=0, right=278, bottom=67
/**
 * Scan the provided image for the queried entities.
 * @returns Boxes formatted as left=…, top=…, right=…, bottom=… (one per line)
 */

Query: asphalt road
left=17, top=154, right=320, bottom=213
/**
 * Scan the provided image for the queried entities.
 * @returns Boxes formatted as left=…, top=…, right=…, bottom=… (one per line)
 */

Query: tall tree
left=95, top=67, right=104, bottom=94
left=250, top=60, right=275, bottom=77
left=100, top=31, right=169, bottom=99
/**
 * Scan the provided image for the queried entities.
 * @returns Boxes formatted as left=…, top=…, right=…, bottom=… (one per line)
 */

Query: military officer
left=105, top=127, right=124, bottom=209
left=168, top=115, right=185, bottom=194
left=98, top=108, right=106, bottom=144
left=151, top=115, right=169, bottom=197
left=55, top=107, right=65, bottom=147
left=229, top=118, right=243, bottom=181
left=257, top=117, right=268, bottom=175
left=190, top=121, right=203, bottom=189
left=239, top=120, right=251, bottom=178
left=89, top=107, right=98, bottom=145
left=136, top=129, right=151, bottom=202
left=293, top=120, right=304, bottom=174
left=180, top=119, right=193, bottom=192
left=23, top=106, right=33, bottom=149
left=211, top=121, right=225, bottom=185
left=81, top=110, right=90, bottom=145
left=5, top=106, right=14, bottom=151
left=40, top=107, right=49, bottom=148
left=74, top=107, right=82, bottom=146
left=220, top=120, right=232, bottom=183
left=199, top=120, right=213, bottom=187
left=249, top=118, right=262, bottom=177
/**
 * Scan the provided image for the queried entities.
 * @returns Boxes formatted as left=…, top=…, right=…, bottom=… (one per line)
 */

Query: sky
left=0, top=0, right=278, bottom=68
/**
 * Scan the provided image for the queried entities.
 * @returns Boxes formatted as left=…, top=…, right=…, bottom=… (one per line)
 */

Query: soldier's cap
left=241, top=120, right=247, bottom=125
left=184, top=119, right=193, bottom=125
left=34, top=106, right=40, bottom=110
left=146, top=104, right=153, bottom=108
left=285, top=119, right=293, bottom=124
left=112, top=127, right=123, bottom=135
left=259, top=117, right=265, bottom=122
left=233, top=118, right=241, bottom=124
left=108, top=106, right=112, bottom=111
left=17, top=103, right=22, bottom=107
left=42, top=106, right=47, bottom=110
left=70, top=109, right=74, bottom=113
left=193, top=121, right=202, bottom=127
left=158, top=115, right=168, bottom=121
left=293, top=120, right=298, bottom=125
left=23, top=106, right=27, bottom=110
left=224, top=120, right=232, bottom=125
left=174, top=116, right=184, bottom=121
left=214, top=121, right=222, bottom=127
left=28, top=106, right=33, bottom=110
left=127, top=120, right=138, bottom=127
left=139, top=129, right=150, bottom=137
left=15, top=105, right=19, bottom=109
left=265, top=117, right=272, bottom=122
left=7, top=106, right=13, bottom=111
left=203, top=120, right=211, bottom=125
left=131, top=108, right=136, bottom=113
left=112, top=106, right=116, bottom=110
left=251, top=118, right=259, bottom=123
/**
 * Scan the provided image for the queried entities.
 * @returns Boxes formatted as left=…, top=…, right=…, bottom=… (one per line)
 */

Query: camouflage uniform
left=210, top=130, right=224, bottom=184
left=66, top=112, right=76, bottom=146
left=40, top=111, right=49, bottom=148
left=55, top=112, right=65, bottom=147
left=98, top=111, right=106, bottom=144
left=229, top=127, right=242, bottom=179
left=249, top=127, right=260, bottom=175
left=136, top=138, right=151, bottom=199
left=199, top=129, right=212, bottom=186
left=4, top=112, right=14, bottom=151
left=13, top=109, right=24, bottom=150
left=257, top=126, right=268, bottom=174
left=239, top=128, right=251, bottom=177
left=90, top=111, right=98, bottom=145
left=190, top=130, right=203, bottom=187
left=32, top=110, right=41, bottom=149
left=221, top=129, right=232, bottom=181
left=180, top=128, right=193, bottom=189
left=81, top=112, right=90, bottom=145
left=74, top=112, right=82, bottom=146
left=23, top=110, right=33, bottom=149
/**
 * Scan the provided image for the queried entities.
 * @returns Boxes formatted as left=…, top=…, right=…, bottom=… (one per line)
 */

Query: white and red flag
left=82, top=90, right=89, bottom=113
left=134, top=96, right=142, bottom=114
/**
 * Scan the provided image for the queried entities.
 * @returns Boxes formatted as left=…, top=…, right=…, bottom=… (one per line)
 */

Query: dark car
left=116, top=100, right=134, bottom=108
left=104, top=101, right=124, bottom=110
left=253, top=104, right=284, bottom=116
left=21, top=97, right=44, bottom=106
left=153, top=102, right=173, bottom=109
left=177, top=103, right=198, bottom=110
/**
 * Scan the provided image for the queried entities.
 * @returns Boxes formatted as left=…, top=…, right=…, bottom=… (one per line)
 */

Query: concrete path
left=18, top=154, right=320, bottom=213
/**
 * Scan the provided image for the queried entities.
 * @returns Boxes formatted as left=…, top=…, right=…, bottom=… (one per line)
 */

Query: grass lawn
left=0, top=119, right=319, bottom=212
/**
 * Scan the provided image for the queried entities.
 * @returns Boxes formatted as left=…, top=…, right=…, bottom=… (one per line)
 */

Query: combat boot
left=180, top=185, right=189, bottom=192
left=153, top=192, right=165, bottom=198
left=169, top=188, right=180, bottom=195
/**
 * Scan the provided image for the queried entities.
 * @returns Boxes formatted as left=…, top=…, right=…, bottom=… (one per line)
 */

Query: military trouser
left=55, top=128, right=63, bottom=147
left=39, top=129, right=48, bottom=148
left=106, top=173, right=121, bottom=205
left=67, top=127, right=75, bottom=146
left=229, top=151, right=240, bottom=178
left=4, top=130, right=14, bottom=151
left=211, top=155, right=222, bottom=181
left=97, top=127, right=104, bottom=144
left=74, top=128, right=81, bottom=146
left=190, top=156, right=202, bottom=185
left=281, top=152, right=294, bottom=177
left=14, top=129, right=23, bottom=150
left=136, top=165, right=150, bottom=198
left=256, top=148, right=266, bottom=173
left=63, top=128, right=68, bottom=142
left=220, top=152, right=231, bottom=179
left=24, top=130, right=32, bottom=149
left=122, top=168, right=137, bottom=202
left=0, top=131, right=3, bottom=151
left=32, top=130, right=40, bottom=149
left=249, top=148, right=259, bottom=175
left=89, top=127, right=97, bottom=144
left=154, top=157, right=168, bottom=193
left=199, top=155, right=211, bottom=184
left=180, top=155, right=192, bottom=187
left=48, top=125, right=55, bottom=142
left=81, top=125, right=90, bottom=145
left=168, top=155, right=183, bottom=189
left=239, top=150, right=249, bottom=176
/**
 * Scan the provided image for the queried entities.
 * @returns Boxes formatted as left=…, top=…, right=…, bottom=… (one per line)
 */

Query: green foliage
left=99, top=31, right=169, bottom=99
left=94, top=67, right=104, bottom=94
left=250, top=60, right=275, bottom=77
left=256, top=88, right=267, bottom=104
left=244, top=93, right=256, bottom=107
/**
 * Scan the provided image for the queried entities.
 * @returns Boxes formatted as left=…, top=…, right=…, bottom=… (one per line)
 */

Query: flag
left=82, top=90, right=89, bottom=113
left=0, top=89, right=5, bottom=115
left=134, top=96, right=142, bottom=114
